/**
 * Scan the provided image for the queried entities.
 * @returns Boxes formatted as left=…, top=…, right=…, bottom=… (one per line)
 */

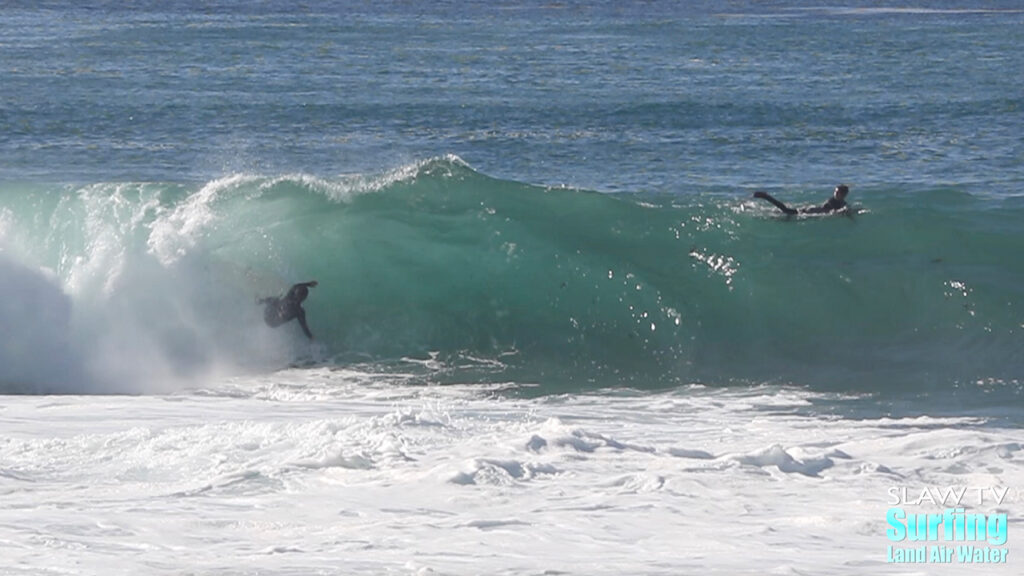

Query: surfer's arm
left=297, top=309, right=313, bottom=340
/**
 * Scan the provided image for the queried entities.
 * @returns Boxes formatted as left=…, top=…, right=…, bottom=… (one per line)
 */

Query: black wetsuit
left=260, top=282, right=315, bottom=339
left=754, top=191, right=848, bottom=215
left=801, top=196, right=847, bottom=214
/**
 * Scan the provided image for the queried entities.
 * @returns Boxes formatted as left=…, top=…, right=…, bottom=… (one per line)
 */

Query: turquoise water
left=2, top=2, right=1023, bottom=405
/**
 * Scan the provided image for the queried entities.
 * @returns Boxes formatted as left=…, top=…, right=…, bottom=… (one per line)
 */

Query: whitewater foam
left=5, top=372, right=1019, bottom=574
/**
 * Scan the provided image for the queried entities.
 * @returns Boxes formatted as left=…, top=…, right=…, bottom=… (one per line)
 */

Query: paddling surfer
left=754, top=185, right=850, bottom=215
left=258, top=281, right=318, bottom=340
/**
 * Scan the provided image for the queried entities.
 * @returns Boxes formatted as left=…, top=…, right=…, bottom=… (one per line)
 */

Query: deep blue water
left=3, top=1, right=1023, bottom=192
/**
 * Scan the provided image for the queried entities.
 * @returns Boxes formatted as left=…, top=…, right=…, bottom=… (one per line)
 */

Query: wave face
left=2, top=157, right=1022, bottom=394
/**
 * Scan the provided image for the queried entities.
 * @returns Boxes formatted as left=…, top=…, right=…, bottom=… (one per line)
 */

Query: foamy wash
left=1, top=2, right=1023, bottom=574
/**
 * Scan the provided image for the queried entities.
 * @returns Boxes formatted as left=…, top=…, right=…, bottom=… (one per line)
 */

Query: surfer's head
left=834, top=185, right=849, bottom=199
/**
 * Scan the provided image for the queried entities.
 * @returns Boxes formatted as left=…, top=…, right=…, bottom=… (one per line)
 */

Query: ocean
left=1, top=1, right=1022, bottom=574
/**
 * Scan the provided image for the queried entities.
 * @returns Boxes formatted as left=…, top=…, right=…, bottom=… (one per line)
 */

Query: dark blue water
left=3, top=1, right=1022, bottom=192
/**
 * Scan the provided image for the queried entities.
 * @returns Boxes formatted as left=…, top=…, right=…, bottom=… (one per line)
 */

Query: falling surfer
left=258, top=281, right=318, bottom=340
left=754, top=185, right=850, bottom=215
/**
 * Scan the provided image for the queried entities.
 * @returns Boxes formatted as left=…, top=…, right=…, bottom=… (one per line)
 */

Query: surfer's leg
left=754, top=192, right=798, bottom=215
left=285, top=283, right=310, bottom=303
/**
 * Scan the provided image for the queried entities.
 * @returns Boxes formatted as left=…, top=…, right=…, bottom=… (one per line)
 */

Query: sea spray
left=0, top=253, right=88, bottom=393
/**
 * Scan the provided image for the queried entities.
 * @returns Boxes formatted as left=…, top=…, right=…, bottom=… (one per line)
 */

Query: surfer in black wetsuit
left=754, top=185, right=850, bottom=215
left=258, top=281, right=318, bottom=340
